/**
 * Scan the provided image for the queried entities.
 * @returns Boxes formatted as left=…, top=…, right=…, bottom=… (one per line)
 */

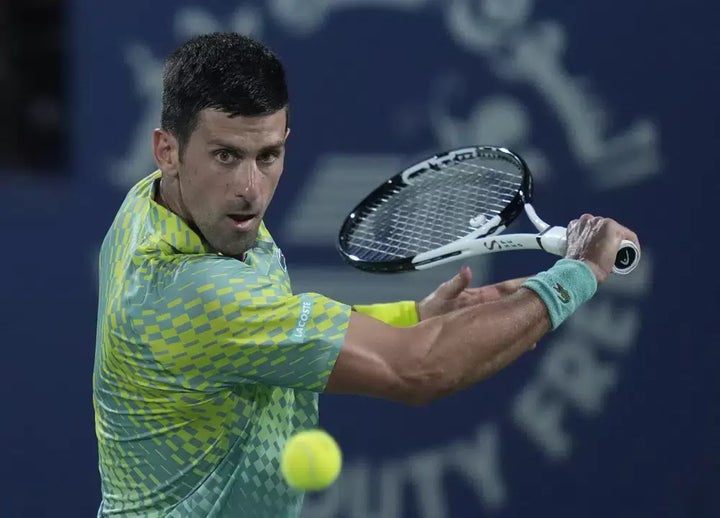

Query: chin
left=217, top=237, right=257, bottom=258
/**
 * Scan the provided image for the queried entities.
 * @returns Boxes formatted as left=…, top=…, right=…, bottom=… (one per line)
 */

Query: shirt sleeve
left=352, top=301, right=419, bottom=327
left=131, top=255, right=351, bottom=393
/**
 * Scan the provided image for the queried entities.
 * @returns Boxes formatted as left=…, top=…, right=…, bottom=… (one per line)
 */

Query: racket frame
left=337, top=146, right=640, bottom=275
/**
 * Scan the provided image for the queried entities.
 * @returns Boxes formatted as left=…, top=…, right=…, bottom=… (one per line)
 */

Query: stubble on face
left=160, top=108, right=289, bottom=258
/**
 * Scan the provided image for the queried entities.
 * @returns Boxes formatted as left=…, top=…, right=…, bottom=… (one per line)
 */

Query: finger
left=603, top=218, right=638, bottom=242
left=619, top=227, right=640, bottom=248
left=568, top=213, right=593, bottom=232
left=460, top=265, right=473, bottom=286
left=437, top=266, right=472, bottom=298
left=604, top=219, right=639, bottom=249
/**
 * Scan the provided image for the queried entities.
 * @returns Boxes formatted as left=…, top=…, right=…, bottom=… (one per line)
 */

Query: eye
left=214, top=149, right=238, bottom=165
left=257, top=152, right=280, bottom=165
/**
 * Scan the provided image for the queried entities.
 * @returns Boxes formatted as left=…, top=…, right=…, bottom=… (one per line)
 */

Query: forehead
left=192, top=108, right=288, bottom=146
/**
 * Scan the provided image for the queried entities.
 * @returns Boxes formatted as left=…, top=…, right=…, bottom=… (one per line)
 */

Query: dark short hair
left=160, top=32, right=289, bottom=154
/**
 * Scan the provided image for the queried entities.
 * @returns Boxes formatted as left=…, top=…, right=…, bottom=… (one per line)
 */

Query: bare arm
left=326, top=214, right=639, bottom=405
left=326, top=287, right=549, bottom=405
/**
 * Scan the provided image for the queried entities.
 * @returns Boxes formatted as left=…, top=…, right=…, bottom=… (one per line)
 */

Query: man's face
left=173, top=108, right=288, bottom=257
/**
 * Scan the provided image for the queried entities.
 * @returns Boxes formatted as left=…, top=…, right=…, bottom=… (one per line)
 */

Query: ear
left=284, top=126, right=291, bottom=141
left=153, top=129, right=180, bottom=178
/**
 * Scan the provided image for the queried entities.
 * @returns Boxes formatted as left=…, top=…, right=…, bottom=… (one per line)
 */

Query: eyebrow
left=207, top=139, right=285, bottom=155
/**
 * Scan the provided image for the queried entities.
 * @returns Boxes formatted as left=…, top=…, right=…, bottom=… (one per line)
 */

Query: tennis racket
left=336, top=146, right=640, bottom=275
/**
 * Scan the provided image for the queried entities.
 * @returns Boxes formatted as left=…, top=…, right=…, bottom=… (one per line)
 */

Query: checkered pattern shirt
left=93, top=171, right=350, bottom=517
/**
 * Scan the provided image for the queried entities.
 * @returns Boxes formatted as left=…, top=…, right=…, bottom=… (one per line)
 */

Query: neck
left=155, top=177, right=171, bottom=211
left=156, top=176, right=187, bottom=220
left=156, top=177, right=193, bottom=230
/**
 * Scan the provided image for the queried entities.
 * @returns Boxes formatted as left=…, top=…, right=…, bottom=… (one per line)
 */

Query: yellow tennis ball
left=281, top=429, right=342, bottom=491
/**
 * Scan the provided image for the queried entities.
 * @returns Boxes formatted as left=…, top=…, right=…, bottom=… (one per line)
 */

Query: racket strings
left=344, top=158, right=523, bottom=261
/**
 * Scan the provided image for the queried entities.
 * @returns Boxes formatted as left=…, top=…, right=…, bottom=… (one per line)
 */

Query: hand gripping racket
left=336, top=146, right=640, bottom=274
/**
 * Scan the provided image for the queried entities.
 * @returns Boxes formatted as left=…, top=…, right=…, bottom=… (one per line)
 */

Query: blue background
left=1, top=0, right=718, bottom=516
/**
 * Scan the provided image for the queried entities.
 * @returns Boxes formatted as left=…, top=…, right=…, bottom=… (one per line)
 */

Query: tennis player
left=93, top=33, right=640, bottom=517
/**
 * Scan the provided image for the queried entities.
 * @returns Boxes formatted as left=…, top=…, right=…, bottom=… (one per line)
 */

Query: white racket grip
left=538, top=226, right=640, bottom=275
left=536, top=226, right=568, bottom=257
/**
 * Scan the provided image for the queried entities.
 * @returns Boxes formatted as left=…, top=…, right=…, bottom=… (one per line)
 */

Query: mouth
left=227, top=213, right=257, bottom=230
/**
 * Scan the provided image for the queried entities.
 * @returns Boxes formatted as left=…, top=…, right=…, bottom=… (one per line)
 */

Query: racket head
left=337, top=146, right=533, bottom=273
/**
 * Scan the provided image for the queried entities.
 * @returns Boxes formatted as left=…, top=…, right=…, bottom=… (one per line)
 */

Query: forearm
left=413, top=287, right=549, bottom=398
left=488, top=276, right=531, bottom=297
left=329, top=260, right=597, bottom=405
left=402, top=260, right=596, bottom=402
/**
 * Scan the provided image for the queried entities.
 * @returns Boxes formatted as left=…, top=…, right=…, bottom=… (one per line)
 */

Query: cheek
left=180, top=164, right=218, bottom=214
left=267, top=172, right=280, bottom=190
left=180, top=166, right=202, bottom=200
left=267, top=167, right=284, bottom=193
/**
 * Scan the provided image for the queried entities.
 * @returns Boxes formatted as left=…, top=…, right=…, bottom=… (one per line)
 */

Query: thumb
left=437, top=265, right=472, bottom=298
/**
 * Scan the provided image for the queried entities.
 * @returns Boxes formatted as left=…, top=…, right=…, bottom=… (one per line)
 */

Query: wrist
left=521, top=259, right=597, bottom=330
left=565, top=255, right=606, bottom=284
left=577, top=258, right=607, bottom=285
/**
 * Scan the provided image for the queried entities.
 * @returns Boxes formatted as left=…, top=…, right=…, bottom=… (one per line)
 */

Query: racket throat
left=524, top=203, right=551, bottom=233
left=536, top=226, right=568, bottom=257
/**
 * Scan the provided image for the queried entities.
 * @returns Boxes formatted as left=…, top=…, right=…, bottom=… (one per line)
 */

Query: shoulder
left=151, top=254, right=271, bottom=299
left=115, top=170, right=162, bottom=216
left=101, top=170, right=160, bottom=247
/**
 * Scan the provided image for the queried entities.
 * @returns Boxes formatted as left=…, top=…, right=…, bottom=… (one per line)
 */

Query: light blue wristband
left=522, top=259, right=598, bottom=330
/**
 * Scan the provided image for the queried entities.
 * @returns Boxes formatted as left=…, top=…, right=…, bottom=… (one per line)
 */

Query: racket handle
left=613, top=240, right=640, bottom=275
left=539, top=227, right=640, bottom=275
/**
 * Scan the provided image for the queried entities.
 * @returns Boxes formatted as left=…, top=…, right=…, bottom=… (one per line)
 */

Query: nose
left=234, top=161, right=260, bottom=203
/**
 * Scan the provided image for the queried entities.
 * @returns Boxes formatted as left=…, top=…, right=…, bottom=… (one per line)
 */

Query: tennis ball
left=281, top=429, right=342, bottom=491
